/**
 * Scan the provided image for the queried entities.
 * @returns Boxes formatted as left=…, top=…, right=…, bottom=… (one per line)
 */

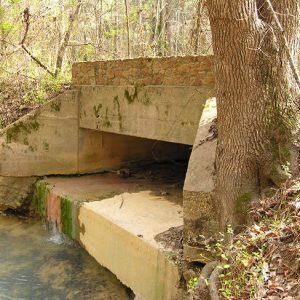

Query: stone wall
left=73, top=56, right=215, bottom=145
left=72, top=55, right=214, bottom=87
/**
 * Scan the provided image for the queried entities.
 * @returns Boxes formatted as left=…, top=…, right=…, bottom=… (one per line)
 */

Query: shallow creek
left=0, top=215, right=131, bottom=300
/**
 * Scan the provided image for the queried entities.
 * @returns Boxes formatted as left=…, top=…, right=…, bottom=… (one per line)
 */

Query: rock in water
left=0, top=176, right=36, bottom=211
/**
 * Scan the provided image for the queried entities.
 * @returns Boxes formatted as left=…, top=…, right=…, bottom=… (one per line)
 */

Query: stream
left=0, top=215, right=131, bottom=300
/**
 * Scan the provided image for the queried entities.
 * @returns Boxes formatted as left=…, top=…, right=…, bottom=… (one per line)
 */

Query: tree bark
left=55, top=0, right=82, bottom=76
left=206, top=0, right=300, bottom=231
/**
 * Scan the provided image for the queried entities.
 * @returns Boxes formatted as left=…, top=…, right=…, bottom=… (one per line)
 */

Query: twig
left=21, top=45, right=55, bottom=77
left=119, top=195, right=124, bottom=209
left=19, top=8, right=55, bottom=77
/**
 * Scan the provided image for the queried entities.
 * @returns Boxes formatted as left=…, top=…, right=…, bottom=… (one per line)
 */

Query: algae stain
left=113, top=95, right=123, bottom=131
left=103, top=107, right=112, bottom=127
left=23, top=137, right=29, bottom=145
left=50, top=100, right=62, bottom=112
left=80, top=222, right=86, bottom=236
left=43, top=141, right=49, bottom=151
left=28, top=144, right=38, bottom=152
left=124, top=84, right=151, bottom=105
left=6, top=116, right=39, bottom=143
left=93, top=104, right=102, bottom=118
left=124, top=85, right=139, bottom=104
left=60, top=196, right=77, bottom=240
left=33, top=181, right=49, bottom=218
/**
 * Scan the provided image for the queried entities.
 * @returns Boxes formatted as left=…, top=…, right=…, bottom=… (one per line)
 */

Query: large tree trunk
left=206, top=0, right=300, bottom=231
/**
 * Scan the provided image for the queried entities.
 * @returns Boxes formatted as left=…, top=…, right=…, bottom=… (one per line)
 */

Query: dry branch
left=20, top=8, right=55, bottom=77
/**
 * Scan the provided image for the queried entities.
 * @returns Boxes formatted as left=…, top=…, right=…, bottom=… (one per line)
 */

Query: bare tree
left=124, top=0, right=130, bottom=58
left=55, top=0, right=82, bottom=76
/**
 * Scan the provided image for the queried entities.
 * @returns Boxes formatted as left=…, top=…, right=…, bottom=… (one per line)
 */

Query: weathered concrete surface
left=74, top=55, right=215, bottom=145
left=72, top=56, right=214, bottom=87
left=32, top=174, right=184, bottom=299
left=183, top=98, right=218, bottom=262
left=0, top=93, right=189, bottom=177
left=79, top=191, right=183, bottom=300
left=78, top=86, right=212, bottom=145
left=0, top=55, right=215, bottom=180
left=0, top=91, right=79, bottom=176
left=0, top=176, right=36, bottom=211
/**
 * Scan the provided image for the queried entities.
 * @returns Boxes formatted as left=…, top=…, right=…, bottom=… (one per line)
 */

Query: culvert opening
left=86, top=131, right=193, bottom=205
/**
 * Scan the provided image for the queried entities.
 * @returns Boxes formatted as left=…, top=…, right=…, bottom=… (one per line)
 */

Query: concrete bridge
left=0, top=56, right=216, bottom=299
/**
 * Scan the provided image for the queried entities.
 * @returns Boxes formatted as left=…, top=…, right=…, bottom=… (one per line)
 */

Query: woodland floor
left=0, top=75, right=69, bottom=129
left=189, top=181, right=300, bottom=300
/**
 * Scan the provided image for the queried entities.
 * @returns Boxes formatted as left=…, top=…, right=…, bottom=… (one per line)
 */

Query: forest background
left=0, top=0, right=211, bottom=128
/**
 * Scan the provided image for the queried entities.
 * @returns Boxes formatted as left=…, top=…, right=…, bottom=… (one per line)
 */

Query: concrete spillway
left=33, top=172, right=184, bottom=300
left=0, top=55, right=217, bottom=299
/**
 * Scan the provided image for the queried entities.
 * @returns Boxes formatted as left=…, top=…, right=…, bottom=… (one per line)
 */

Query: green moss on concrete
left=6, top=116, right=39, bottom=143
left=23, top=137, right=29, bottom=145
left=50, top=100, right=62, bottom=112
left=124, top=86, right=138, bottom=104
left=60, top=196, right=73, bottom=239
left=124, top=85, right=151, bottom=105
left=93, top=104, right=102, bottom=118
left=60, top=196, right=81, bottom=241
left=28, top=145, right=38, bottom=152
left=103, top=107, right=112, bottom=127
left=113, top=95, right=123, bottom=130
left=33, top=181, right=49, bottom=217
left=43, top=141, right=49, bottom=151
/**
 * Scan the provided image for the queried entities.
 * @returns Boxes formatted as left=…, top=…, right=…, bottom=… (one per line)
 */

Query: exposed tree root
left=209, top=264, right=223, bottom=300
left=197, top=261, right=218, bottom=290
left=190, top=261, right=223, bottom=300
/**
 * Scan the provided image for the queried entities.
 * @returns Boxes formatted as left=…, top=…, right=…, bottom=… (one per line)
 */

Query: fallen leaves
left=219, top=180, right=300, bottom=299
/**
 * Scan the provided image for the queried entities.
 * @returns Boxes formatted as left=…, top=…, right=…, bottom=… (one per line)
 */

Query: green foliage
left=22, top=74, right=67, bottom=105
left=78, top=44, right=94, bottom=61
left=187, top=277, right=199, bottom=292
left=207, top=226, right=265, bottom=299
left=67, top=0, right=78, bottom=7
left=9, top=0, right=22, bottom=5
left=0, top=20, right=14, bottom=32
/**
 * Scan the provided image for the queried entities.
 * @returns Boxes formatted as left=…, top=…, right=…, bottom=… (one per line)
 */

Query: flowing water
left=0, top=215, right=131, bottom=300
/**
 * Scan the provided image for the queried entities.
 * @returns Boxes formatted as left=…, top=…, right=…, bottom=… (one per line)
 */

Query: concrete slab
left=79, top=191, right=183, bottom=300
left=32, top=173, right=184, bottom=299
